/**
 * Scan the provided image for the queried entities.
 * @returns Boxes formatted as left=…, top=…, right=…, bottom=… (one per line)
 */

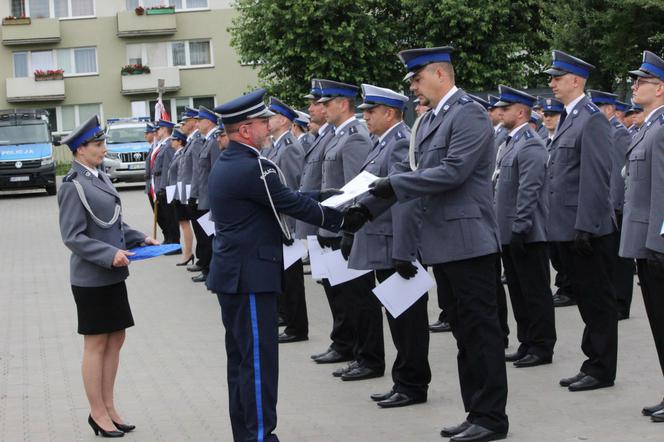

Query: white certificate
left=307, top=235, right=331, bottom=279
left=283, top=240, right=307, bottom=270
left=321, top=171, right=379, bottom=208
left=197, top=211, right=215, bottom=236
left=165, top=185, right=176, bottom=203
left=176, top=182, right=183, bottom=201
left=320, top=249, right=372, bottom=286
left=372, top=261, right=435, bottom=318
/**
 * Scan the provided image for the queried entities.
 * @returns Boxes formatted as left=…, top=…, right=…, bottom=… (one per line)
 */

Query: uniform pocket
left=257, top=246, right=281, bottom=263
left=628, top=150, right=647, bottom=181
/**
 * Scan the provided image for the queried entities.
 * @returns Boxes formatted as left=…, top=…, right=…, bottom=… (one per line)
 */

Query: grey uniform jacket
left=58, top=161, right=146, bottom=287
left=494, top=125, right=509, bottom=150
left=493, top=125, right=548, bottom=245
left=178, top=131, right=202, bottom=203
left=319, top=119, right=372, bottom=237
left=298, top=132, right=315, bottom=152
left=619, top=107, right=664, bottom=259
left=609, top=116, right=631, bottom=213
left=196, top=134, right=221, bottom=211
left=166, top=148, right=183, bottom=194
left=348, top=122, right=410, bottom=270
left=537, top=125, right=549, bottom=140
left=265, top=131, right=306, bottom=232
left=362, top=89, right=501, bottom=265
left=144, top=141, right=155, bottom=194
left=546, top=96, right=615, bottom=241
left=152, top=139, right=174, bottom=193
left=294, top=126, right=336, bottom=239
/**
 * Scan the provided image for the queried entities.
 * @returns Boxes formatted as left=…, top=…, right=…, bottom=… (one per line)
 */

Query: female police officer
left=57, top=115, right=158, bottom=438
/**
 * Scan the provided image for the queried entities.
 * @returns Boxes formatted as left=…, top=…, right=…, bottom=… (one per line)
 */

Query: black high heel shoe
left=112, top=420, right=136, bottom=433
left=176, top=255, right=194, bottom=266
left=88, top=415, right=124, bottom=438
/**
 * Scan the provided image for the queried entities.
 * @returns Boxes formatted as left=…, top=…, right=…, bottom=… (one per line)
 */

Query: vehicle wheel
left=46, top=183, right=57, bottom=196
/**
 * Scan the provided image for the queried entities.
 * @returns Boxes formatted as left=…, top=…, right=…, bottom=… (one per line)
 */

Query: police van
left=0, top=109, right=56, bottom=195
left=102, top=117, right=151, bottom=183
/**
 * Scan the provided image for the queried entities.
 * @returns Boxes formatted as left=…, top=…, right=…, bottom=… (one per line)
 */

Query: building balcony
left=121, top=67, right=180, bottom=95
left=1, top=18, right=61, bottom=46
left=116, top=10, right=176, bottom=37
left=6, top=77, right=65, bottom=103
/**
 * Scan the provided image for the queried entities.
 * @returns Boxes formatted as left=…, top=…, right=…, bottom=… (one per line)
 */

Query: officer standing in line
left=533, top=97, right=544, bottom=118
left=619, top=51, right=664, bottom=422
left=346, top=46, right=509, bottom=441
left=164, top=129, right=189, bottom=257
left=265, top=97, right=309, bottom=343
left=207, top=88, right=346, bottom=442
left=342, top=84, right=431, bottom=407
left=315, top=80, right=383, bottom=381
left=541, top=98, right=564, bottom=143
left=529, top=112, right=549, bottom=139
left=587, top=90, right=635, bottom=320
left=174, top=109, right=199, bottom=266
left=143, top=123, right=157, bottom=208
left=489, top=95, right=508, bottom=148
left=292, top=111, right=314, bottom=151
left=152, top=119, right=180, bottom=245
left=189, top=106, right=220, bottom=283
left=614, top=100, right=629, bottom=125
left=492, top=85, right=556, bottom=368
left=628, top=103, right=646, bottom=135
left=544, top=50, right=617, bottom=392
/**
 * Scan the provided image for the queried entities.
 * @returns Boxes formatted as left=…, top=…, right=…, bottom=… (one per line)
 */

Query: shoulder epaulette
left=63, top=171, right=77, bottom=182
left=524, top=129, right=533, bottom=140
left=585, top=102, right=599, bottom=114
left=284, top=137, right=292, bottom=146
left=395, top=130, right=406, bottom=140
left=348, top=125, right=358, bottom=135
left=458, top=95, right=473, bottom=105
left=659, top=114, right=664, bottom=125
left=612, top=120, right=624, bottom=128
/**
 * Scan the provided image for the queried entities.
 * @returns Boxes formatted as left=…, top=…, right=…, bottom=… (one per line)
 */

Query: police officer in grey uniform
left=588, top=89, right=635, bottom=320
left=544, top=50, right=617, bottom=392
left=342, top=84, right=431, bottom=407
left=490, top=95, right=509, bottom=148
left=265, top=97, right=310, bottom=343
left=143, top=122, right=157, bottom=207
left=152, top=120, right=180, bottom=246
left=189, top=106, right=220, bottom=283
left=619, top=50, right=664, bottom=422
left=492, top=85, right=556, bottom=368
left=292, top=111, right=315, bottom=151
left=347, top=46, right=509, bottom=441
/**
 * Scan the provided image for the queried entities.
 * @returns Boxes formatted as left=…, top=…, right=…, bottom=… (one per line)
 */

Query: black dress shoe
left=553, top=293, right=576, bottom=307
left=513, top=354, right=552, bottom=368
left=429, top=320, right=452, bottom=333
left=278, top=333, right=307, bottom=343
left=440, top=420, right=471, bottom=438
left=568, top=374, right=614, bottom=392
left=314, top=349, right=352, bottom=364
left=112, top=421, right=135, bottom=433
left=187, top=264, right=202, bottom=272
left=370, top=389, right=394, bottom=402
left=341, top=366, right=384, bottom=381
left=504, top=351, right=525, bottom=362
left=560, top=372, right=586, bottom=387
left=642, top=398, right=664, bottom=416
left=377, top=392, right=425, bottom=408
left=450, top=424, right=507, bottom=441
left=278, top=315, right=286, bottom=326
left=333, top=361, right=360, bottom=377
left=651, top=409, right=664, bottom=422
left=191, top=273, right=207, bottom=283
left=311, top=347, right=332, bottom=360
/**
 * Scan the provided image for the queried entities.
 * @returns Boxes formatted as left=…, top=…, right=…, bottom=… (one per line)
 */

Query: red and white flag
left=154, top=98, right=170, bottom=122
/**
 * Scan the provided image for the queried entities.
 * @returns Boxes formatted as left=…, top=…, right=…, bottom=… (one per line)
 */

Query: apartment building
left=0, top=0, right=258, bottom=134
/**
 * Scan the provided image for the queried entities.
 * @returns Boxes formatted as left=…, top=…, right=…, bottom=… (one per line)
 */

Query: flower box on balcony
left=121, top=64, right=151, bottom=76
left=3, top=16, right=31, bottom=25
left=34, top=69, right=64, bottom=81
left=146, top=7, right=175, bottom=15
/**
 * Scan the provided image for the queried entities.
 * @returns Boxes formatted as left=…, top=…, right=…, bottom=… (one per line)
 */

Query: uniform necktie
left=557, top=110, right=568, bottom=131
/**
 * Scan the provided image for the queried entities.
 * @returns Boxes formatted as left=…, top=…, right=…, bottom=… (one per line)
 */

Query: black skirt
left=71, top=281, right=135, bottom=335
left=173, top=201, right=193, bottom=221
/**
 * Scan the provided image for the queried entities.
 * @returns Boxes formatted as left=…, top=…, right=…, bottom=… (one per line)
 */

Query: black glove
left=394, top=260, right=418, bottom=279
left=282, top=234, right=294, bottom=246
left=318, top=188, right=343, bottom=202
left=340, top=233, right=354, bottom=261
left=368, top=177, right=395, bottom=199
left=573, top=230, right=593, bottom=256
left=509, top=232, right=527, bottom=256
left=156, top=189, right=166, bottom=201
left=342, top=204, right=372, bottom=233
left=188, top=197, right=197, bottom=210
left=317, top=234, right=334, bottom=249
left=648, top=251, right=664, bottom=279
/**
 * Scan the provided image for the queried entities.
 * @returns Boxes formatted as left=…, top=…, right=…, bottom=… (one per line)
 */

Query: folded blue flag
left=128, top=244, right=182, bottom=261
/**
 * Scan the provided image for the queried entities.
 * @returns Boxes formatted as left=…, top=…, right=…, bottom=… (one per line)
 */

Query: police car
left=102, top=117, right=151, bottom=183
left=0, top=110, right=56, bottom=195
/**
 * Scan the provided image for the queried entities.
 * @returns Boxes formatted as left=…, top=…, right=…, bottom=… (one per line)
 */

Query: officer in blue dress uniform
left=207, top=89, right=345, bottom=442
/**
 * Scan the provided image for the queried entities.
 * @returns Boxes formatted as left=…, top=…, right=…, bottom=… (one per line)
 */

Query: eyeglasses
left=634, top=77, right=661, bottom=88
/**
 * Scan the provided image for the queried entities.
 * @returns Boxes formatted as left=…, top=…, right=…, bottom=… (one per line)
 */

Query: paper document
left=283, top=240, right=307, bottom=270
left=197, top=211, right=215, bottom=236
left=165, top=185, right=176, bottom=203
left=176, top=182, right=182, bottom=201
left=321, top=171, right=379, bottom=208
left=186, top=184, right=191, bottom=200
left=320, top=249, right=372, bottom=286
left=372, top=261, right=435, bottom=318
left=307, top=235, right=331, bottom=279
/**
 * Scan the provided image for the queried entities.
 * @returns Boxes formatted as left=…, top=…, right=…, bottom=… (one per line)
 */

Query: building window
left=53, top=103, right=102, bottom=133
left=131, top=96, right=214, bottom=121
left=126, top=40, right=212, bottom=68
left=13, top=47, right=98, bottom=77
left=12, top=0, right=95, bottom=19
left=126, top=0, right=208, bottom=10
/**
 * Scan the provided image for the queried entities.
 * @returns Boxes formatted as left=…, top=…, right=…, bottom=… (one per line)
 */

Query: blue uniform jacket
left=206, top=141, right=343, bottom=294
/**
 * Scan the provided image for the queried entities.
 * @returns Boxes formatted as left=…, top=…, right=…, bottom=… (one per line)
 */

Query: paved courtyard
left=0, top=182, right=662, bottom=441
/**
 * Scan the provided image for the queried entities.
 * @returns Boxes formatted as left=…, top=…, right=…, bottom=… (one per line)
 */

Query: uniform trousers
left=432, top=253, right=509, bottom=434
left=190, top=207, right=212, bottom=273
left=280, top=259, right=308, bottom=338
left=217, top=292, right=280, bottom=442
left=612, top=213, right=635, bottom=318
left=156, top=194, right=180, bottom=244
left=556, top=235, right=617, bottom=382
left=501, top=242, right=556, bottom=358
left=636, top=260, right=664, bottom=377
left=549, top=243, right=575, bottom=299
left=495, top=254, right=511, bottom=346
left=376, top=269, right=430, bottom=400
